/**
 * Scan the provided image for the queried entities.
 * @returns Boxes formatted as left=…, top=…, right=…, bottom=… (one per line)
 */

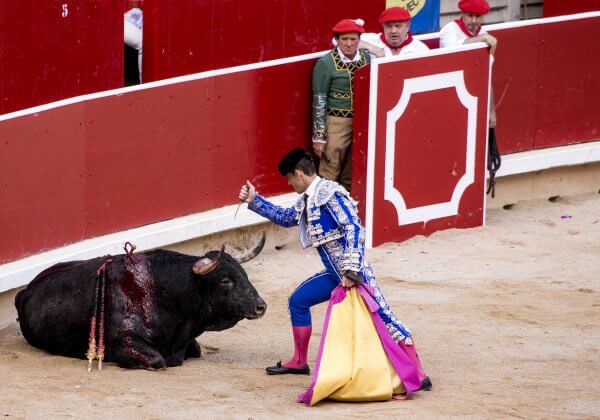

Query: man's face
left=383, top=21, right=410, bottom=47
left=461, top=13, right=483, bottom=34
left=286, top=171, right=306, bottom=194
left=337, top=33, right=360, bottom=59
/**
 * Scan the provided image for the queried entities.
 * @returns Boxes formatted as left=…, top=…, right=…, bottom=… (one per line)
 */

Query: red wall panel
left=0, top=106, right=87, bottom=263
left=544, top=0, right=599, bottom=17
left=0, top=1, right=123, bottom=114
left=489, top=15, right=600, bottom=152
left=143, top=0, right=384, bottom=81
left=533, top=18, right=600, bottom=148
left=0, top=59, right=315, bottom=264
left=489, top=25, right=539, bottom=153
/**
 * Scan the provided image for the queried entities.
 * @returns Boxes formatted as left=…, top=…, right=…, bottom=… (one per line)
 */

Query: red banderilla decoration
left=86, top=258, right=113, bottom=372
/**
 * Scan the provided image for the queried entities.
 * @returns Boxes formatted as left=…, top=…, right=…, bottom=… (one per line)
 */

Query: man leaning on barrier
left=312, top=19, right=371, bottom=192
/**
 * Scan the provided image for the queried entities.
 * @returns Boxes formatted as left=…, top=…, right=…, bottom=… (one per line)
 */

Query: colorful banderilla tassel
left=87, top=259, right=112, bottom=371
left=86, top=269, right=101, bottom=372
left=97, top=268, right=107, bottom=370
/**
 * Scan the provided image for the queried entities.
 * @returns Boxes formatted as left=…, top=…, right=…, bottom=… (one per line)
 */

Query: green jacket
left=312, top=48, right=370, bottom=141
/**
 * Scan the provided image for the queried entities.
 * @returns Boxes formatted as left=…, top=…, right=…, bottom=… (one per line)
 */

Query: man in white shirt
left=124, top=6, right=143, bottom=83
left=440, top=0, right=497, bottom=57
left=360, top=7, right=430, bottom=58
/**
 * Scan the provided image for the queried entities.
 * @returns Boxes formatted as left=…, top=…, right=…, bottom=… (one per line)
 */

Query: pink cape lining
left=297, top=284, right=421, bottom=406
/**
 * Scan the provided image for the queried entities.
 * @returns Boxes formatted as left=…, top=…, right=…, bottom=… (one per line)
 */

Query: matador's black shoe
left=266, top=361, right=310, bottom=375
left=420, top=376, right=433, bottom=391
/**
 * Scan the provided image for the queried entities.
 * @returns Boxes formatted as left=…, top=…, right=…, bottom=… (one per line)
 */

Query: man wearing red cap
left=312, top=19, right=371, bottom=192
left=440, top=0, right=497, bottom=53
left=360, top=7, right=429, bottom=58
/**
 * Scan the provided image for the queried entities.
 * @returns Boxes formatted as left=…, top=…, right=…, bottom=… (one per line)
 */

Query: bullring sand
left=1, top=192, right=598, bottom=418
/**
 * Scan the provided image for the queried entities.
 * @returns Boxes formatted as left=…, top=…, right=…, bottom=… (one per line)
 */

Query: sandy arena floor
left=1, top=193, right=599, bottom=418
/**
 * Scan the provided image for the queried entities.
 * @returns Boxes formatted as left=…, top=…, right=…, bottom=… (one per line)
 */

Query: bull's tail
left=14, top=288, right=25, bottom=314
left=14, top=288, right=34, bottom=343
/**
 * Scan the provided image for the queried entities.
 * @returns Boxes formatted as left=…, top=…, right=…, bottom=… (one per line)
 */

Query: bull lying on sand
left=15, top=235, right=267, bottom=370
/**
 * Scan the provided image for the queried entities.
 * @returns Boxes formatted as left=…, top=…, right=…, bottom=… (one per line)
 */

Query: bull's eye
left=220, top=277, right=234, bottom=289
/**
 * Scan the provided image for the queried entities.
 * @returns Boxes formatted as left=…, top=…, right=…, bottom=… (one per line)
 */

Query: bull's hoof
left=266, top=361, right=310, bottom=375
left=185, top=340, right=201, bottom=359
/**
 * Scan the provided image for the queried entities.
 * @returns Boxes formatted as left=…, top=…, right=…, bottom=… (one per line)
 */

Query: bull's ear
left=193, top=258, right=219, bottom=275
left=192, top=245, right=225, bottom=276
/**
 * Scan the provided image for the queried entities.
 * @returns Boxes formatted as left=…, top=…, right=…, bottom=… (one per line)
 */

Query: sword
left=233, top=200, right=244, bottom=220
left=234, top=177, right=262, bottom=220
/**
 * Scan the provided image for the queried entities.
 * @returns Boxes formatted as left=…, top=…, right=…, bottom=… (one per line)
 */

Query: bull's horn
left=235, top=232, right=266, bottom=264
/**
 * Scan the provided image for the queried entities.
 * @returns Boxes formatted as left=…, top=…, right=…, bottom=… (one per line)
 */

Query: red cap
left=332, top=19, right=365, bottom=34
left=379, top=7, right=411, bottom=23
left=458, top=0, right=490, bottom=15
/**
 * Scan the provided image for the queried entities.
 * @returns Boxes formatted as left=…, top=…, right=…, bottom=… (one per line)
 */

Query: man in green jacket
left=312, top=19, right=371, bottom=192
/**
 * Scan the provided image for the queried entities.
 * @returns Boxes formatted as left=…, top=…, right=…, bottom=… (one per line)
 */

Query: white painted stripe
left=495, top=141, right=600, bottom=177
left=365, top=61, right=379, bottom=249
left=0, top=193, right=298, bottom=293
left=0, top=50, right=326, bottom=122
left=372, top=42, right=488, bottom=65
left=483, top=11, right=600, bottom=31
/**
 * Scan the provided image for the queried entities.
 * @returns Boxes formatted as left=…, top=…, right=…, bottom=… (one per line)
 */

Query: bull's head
left=192, top=233, right=267, bottom=331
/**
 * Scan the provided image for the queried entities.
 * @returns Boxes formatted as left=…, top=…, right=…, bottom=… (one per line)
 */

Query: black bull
left=15, top=236, right=267, bottom=370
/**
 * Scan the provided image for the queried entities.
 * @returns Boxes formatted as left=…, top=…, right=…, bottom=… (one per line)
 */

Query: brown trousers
left=319, top=115, right=353, bottom=191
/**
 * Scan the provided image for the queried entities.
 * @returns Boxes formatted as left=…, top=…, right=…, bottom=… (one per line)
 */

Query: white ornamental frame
left=384, top=70, right=478, bottom=225
left=365, top=43, right=489, bottom=248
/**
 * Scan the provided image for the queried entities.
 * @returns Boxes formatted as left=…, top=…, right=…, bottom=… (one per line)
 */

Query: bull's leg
left=164, top=340, right=200, bottom=366
left=111, top=339, right=167, bottom=370
left=184, top=340, right=201, bottom=359
left=110, top=317, right=166, bottom=370
left=164, top=350, right=186, bottom=367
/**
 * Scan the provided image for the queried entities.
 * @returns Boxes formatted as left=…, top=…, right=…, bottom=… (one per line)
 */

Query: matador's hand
left=238, top=180, right=256, bottom=203
left=341, top=276, right=356, bottom=288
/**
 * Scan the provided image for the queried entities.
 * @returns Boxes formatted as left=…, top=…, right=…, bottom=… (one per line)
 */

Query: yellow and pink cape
left=297, top=284, right=421, bottom=406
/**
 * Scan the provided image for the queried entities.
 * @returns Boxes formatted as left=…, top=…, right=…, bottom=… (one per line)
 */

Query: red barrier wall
left=0, top=1, right=123, bottom=114
left=544, top=0, right=599, bottom=17
left=142, top=0, right=385, bottom=82
left=489, top=15, right=600, bottom=153
left=1, top=15, right=599, bottom=264
left=0, top=58, right=316, bottom=264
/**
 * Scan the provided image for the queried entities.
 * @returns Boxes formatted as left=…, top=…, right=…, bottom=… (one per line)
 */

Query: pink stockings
left=283, top=326, right=312, bottom=368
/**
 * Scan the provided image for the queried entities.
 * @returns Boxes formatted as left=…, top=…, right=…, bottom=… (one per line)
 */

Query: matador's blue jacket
left=249, top=178, right=413, bottom=344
